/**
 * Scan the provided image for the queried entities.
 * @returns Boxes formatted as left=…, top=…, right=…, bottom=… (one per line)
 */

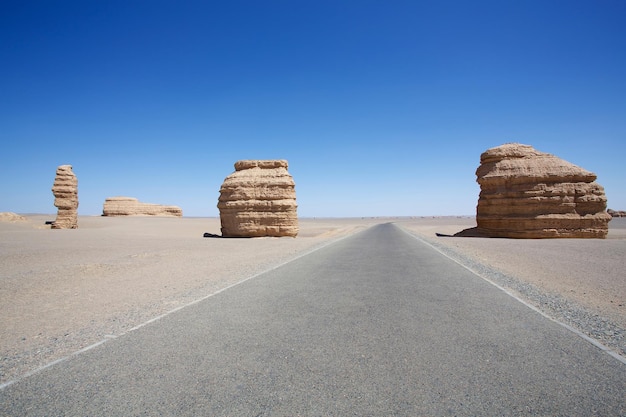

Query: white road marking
left=0, top=227, right=367, bottom=391
left=398, top=225, right=626, bottom=366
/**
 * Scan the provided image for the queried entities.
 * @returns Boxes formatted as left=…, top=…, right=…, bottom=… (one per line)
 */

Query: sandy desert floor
left=1, top=214, right=624, bottom=386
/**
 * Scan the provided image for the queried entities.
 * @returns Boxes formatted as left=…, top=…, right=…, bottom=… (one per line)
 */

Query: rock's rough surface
left=464, top=143, right=610, bottom=238
left=51, top=165, right=78, bottom=229
left=102, top=197, right=182, bottom=217
left=218, top=160, right=298, bottom=237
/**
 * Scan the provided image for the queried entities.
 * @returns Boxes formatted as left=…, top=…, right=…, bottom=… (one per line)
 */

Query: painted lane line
left=397, top=225, right=626, bottom=366
left=0, top=225, right=372, bottom=391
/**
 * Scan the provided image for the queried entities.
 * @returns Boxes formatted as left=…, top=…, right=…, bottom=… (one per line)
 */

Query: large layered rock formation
left=462, top=143, right=610, bottom=238
left=218, top=160, right=298, bottom=237
left=51, top=165, right=78, bottom=229
left=102, top=197, right=182, bottom=217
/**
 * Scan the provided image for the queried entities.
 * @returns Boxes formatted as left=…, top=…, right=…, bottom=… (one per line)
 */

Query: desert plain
left=1, top=214, right=625, bottom=386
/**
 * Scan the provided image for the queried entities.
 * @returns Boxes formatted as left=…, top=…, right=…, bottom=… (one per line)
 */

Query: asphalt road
left=1, top=223, right=625, bottom=416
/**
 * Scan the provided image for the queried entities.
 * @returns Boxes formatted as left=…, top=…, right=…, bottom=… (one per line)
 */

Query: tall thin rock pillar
left=51, top=165, right=78, bottom=229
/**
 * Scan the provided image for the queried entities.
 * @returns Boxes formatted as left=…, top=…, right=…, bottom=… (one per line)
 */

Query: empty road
left=1, top=223, right=624, bottom=416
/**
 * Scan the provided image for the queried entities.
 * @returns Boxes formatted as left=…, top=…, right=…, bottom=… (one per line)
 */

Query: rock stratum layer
left=51, top=165, right=78, bottom=229
left=218, top=160, right=298, bottom=237
left=466, top=143, right=610, bottom=238
left=102, top=197, right=182, bottom=217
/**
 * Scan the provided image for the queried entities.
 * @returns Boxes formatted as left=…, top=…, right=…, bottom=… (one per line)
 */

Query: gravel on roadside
left=405, top=230, right=626, bottom=360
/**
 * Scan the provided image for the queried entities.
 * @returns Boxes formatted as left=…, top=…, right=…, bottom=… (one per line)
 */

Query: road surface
left=1, top=223, right=624, bottom=415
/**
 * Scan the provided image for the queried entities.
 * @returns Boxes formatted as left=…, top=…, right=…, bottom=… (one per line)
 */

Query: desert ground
left=1, top=214, right=624, bottom=386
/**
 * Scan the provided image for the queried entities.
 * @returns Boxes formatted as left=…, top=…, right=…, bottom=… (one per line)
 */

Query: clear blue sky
left=1, top=1, right=624, bottom=217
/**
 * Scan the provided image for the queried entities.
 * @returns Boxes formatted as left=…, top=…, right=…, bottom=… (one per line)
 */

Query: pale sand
left=1, top=215, right=624, bottom=385
left=0, top=215, right=381, bottom=385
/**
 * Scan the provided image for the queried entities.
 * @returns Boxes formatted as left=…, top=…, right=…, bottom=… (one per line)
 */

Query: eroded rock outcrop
left=218, top=160, right=298, bottom=237
left=0, top=212, right=26, bottom=222
left=51, top=165, right=78, bottom=229
left=102, top=197, right=182, bottom=217
left=608, top=209, right=626, bottom=218
left=459, top=143, right=610, bottom=238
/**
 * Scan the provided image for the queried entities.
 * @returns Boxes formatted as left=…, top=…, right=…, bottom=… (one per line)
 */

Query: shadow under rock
left=436, top=227, right=492, bottom=238
left=203, top=232, right=252, bottom=239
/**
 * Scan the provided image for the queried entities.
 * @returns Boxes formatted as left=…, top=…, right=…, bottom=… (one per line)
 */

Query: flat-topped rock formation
left=459, top=143, right=610, bottom=238
left=218, top=160, right=298, bottom=237
left=51, top=165, right=78, bottom=229
left=102, top=197, right=182, bottom=217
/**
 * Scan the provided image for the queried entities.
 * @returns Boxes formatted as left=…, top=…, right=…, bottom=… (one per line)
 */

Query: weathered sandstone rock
left=460, top=143, right=610, bottom=238
left=51, top=165, right=78, bottom=229
left=218, top=160, right=298, bottom=237
left=102, top=197, right=182, bottom=217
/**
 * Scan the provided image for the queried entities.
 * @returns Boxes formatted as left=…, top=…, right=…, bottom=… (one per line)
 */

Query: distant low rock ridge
left=102, top=197, right=182, bottom=217
left=218, top=160, right=298, bottom=237
left=608, top=209, right=626, bottom=218
left=51, top=165, right=78, bottom=229
left=0, top=212, right=26, bottom=222
left=458, top=143, right=610, bottom=238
